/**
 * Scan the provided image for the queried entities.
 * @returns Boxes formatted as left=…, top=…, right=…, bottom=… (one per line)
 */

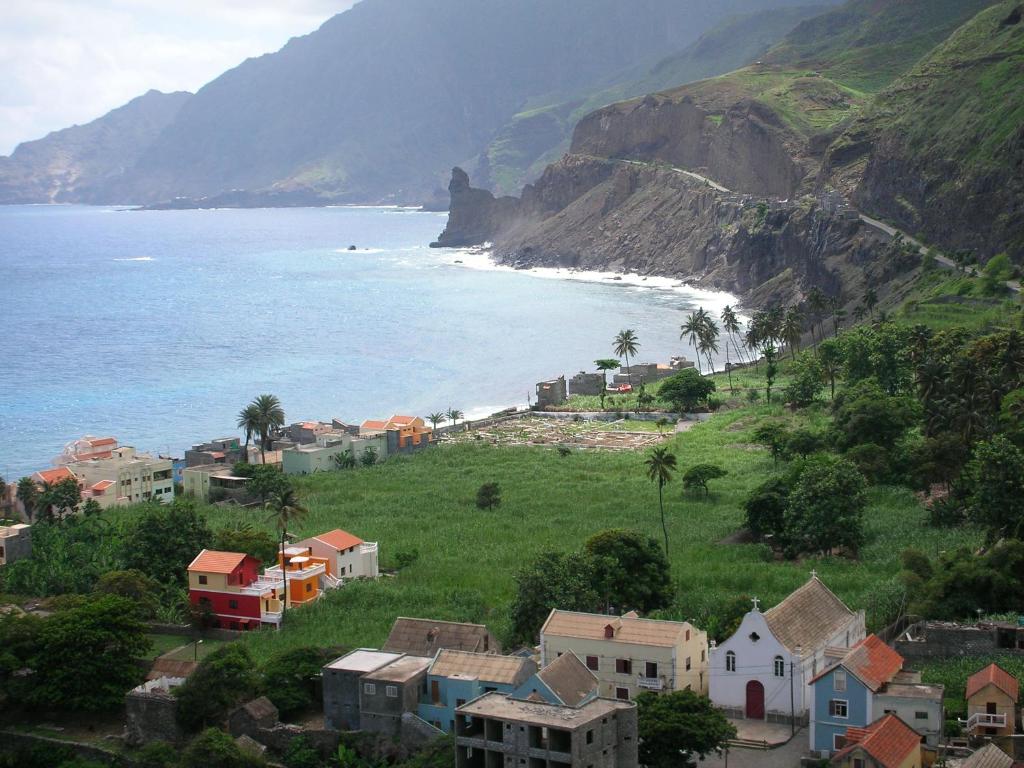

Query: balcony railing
left=637, top=676, right=665, bottom=691
left=360, top=542, right=378, bottom=555
left=264, top=563, right=326, bottom=580
left=961, top=712, right=1007, bottom=731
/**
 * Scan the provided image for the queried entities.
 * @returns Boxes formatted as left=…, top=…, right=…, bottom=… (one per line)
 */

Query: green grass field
left=920, top=654, right=1024, bottom=716
left=184, top=400, right=983, bottom=664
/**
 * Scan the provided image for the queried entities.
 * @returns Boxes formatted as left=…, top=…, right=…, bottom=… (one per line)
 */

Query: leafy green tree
left=180, top=727, right=261, bottom=768
left=584, top=529, right=672, bottom=614
left=122, top=500, right=212, bottom=585
left=744, top=475, right=791, bottom=542
left=266, top=488, right=307, bottom=620
left=81, top=498, right=101, bottom=517
left=636, top=690, right=736, bottom=768
left=981, top=253, right=1013, bottom=294
left=509, top=551, right=601, bottom=644
left=658, top=369, right=715, bottom=413
left=682, top=464, right=727, bottom=497
left=817, top=337, right=843, bottom=399
left=260, top=647, right=329, bottom=717
left=15, top=476, right=39, bottom=521
left=359, top=446, right=379, bottom=466
left=213, top=523, right=279, bottom=565
left=93, top=569, right=160, bottom=619
left=753, top=422, right=789, bottom=466
left=175, top=645, right=259, bottom=732
left=27, top=595, right=150, bottom=711
left=763, top=346, right=778, bottom=404
left=475, top=482, right=502, bottom=510
left=784, top=351, right=823, bottom=408
left=908, top=541, right=1024, bottom=620
left=1000, top=388, right=1024, bottom=446
left=282, top=736, right=319, bottom=768
left=614, top=329, right=640, bottom=386
left=595, top=359, right=621, bottom=410
left=966, top=436, right=1024, bottom=542
left=332, top=448, right=356, bottom=469
left=246, top=464, right=291, bottom=504
left=785, top=429, right=825, bottom=458
left=38, top=477, right=82, bottom=521
left=644, top=447, right=677, bottom=557
left=831, top=379, right=920, bottom=452
left=134, top=741, right=180, bottom=768
left=783, top=455, right=867, bottom=556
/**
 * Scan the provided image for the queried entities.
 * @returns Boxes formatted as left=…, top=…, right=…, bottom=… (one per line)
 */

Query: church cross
left=751, top=596, right=761, bottom=611
left=810, top=569, right=819, bottom=579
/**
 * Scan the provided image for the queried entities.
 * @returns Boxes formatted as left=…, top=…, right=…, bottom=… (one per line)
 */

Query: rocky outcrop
left=430, top=168, right=522, bottom=247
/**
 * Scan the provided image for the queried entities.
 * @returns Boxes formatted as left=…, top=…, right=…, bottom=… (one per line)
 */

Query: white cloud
left=0, top=0, right=358, bottom=154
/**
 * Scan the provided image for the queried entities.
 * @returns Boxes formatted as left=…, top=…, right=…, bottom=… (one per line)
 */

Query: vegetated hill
left=823, top=0, right=1024, bottom=260
left=434, top=0, right=1015, bottom=311
left=475, top=4, right=834, bottom=196
left=0, top=90, right=191, bottom=204
left=0, top=0, right=810, bottom=207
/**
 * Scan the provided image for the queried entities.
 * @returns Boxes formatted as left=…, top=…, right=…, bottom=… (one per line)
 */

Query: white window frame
left=830, top=699, right=849, bottom=719
left=386, top=685, right=398, bottom=698
left=774, top=656, right=785, bottom=677
left=834, top=669, right=847, bottom=692
left=725, top=651, right=736, bottom=672
left=833, top=733, right=845, bottom=750
left=363, top=683, right=376, bottom=695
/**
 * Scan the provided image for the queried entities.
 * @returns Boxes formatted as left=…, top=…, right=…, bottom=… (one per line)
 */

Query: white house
left=709, top=573, right=865, bottom=724
left=295, top=528, right=379, bottom=584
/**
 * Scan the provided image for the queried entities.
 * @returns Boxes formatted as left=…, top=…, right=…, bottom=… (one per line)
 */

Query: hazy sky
left=0, top=0, right=358, bottom=155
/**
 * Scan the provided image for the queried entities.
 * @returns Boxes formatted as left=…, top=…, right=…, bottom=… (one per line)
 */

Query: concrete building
left=187, top=549, right=283, bottom=630
left=455, top=692, right=638, bottom=768
left=612, top=363, right=675, bottom=386
left=69, top=446, right=174, bottom=507
left=0, top=523, right=31, bottom=565
left=282, top=421, right=334, bottom=445
left=359, top=415, right=434, bottom=455
left=323, top=649, right=404, bottom=731
left=710, top=574, right=865, bottom=724
left=181, top=464, right=250, bottom=502
left=829, top=714, right=923, bottom=768
left=383, top=617, right=501, bottom=657
left=962, top=663, right=1019, bottom=739
left=55, top=435, right=120, bottom=464
left=359, top=655, right=432, bottom=738
left=809, top=635, right=944, bottom=755
left=295, top=529, right=379, bottom=581
left=420, top=650, right=537, bottom=733
left=125, top=676, right=186, bottom=747
left=184, top=437, right=245, bottom=468
left=282, top=432, right=386, bottom=475
left=535, top=377, right=567, bottom=408
left=568, top=372, right=605, bottom=397
left=540, top=609, right=709, bottom=699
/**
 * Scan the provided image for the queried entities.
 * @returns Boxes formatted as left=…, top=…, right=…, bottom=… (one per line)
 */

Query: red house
left=187, top=549, right=283, bottom=630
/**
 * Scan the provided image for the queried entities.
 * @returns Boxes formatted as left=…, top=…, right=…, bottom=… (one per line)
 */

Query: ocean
left=0, top=205, right=741, bottom=479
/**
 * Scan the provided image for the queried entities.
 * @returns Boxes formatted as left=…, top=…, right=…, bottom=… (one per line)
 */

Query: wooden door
left=745, top=680, right=765, bottom=719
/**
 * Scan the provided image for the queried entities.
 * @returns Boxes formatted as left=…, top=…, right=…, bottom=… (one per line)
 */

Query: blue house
left=809, top=634, right=944, bottom=756
left=510, top=651, right=600, bottom=708
left=419, top=650, right=536, bottom=733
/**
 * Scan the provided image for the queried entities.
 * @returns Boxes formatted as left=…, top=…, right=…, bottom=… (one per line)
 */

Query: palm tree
left=808, top=287, right=828, bottom=347
left=427, top=412, right=446, bottom=431
left=644, top=447, right=677, bottom=558
left=595, top=359, right=621, bottom=410
left=697, top=321, right=720, bottom=374
left=680, top=313, right=705, bottom=374
left=236, top=404, right=261, bottom=463
left=655, top=417, right=671, bottom=435
left=745, top=321, right=761, bottom=371
left=721, top=305, right=746, bottom=365
left=614, top=330, right=640, bottom=387
left=782, top=307, right=803, bottom=360
left=446, top=407, right=464, bottom=428
left=16, top=476, right=38, bottom=522
left=248, top=394, right=285, bottom=464
left=864, top=288, right=878, bottom=320
left=266, top=486, right=307, bottom=621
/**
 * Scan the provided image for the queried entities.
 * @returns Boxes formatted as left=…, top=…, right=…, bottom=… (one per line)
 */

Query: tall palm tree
left=614, top=330, right=640, bottom=387
left=721, top=305, right=746, bottom=366
left=236, top=403, right=261, bottom=463
left=697, top=312, right=720, bottom=372
left=446, top=408, right=464, bottom=428
left=427, top=412, right=446, bottom=431
left=16, top=476, right=38, bottom=522
left=644, top=447, right=677, bottom=558
left=808, top=287, right=828, bottom=347
left=595, top=359, right=621, bottom=410
left=248, top=394, right=285, bottom=464
left=745, top=321, right=761, bottom=371
left=680, top=312, right=705, bottom=374
left=782, top=307, right=803, bottom=360
left=266, top=486, right=307, bottom=620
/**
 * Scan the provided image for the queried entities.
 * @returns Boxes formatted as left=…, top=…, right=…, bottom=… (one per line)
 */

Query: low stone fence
left=0, top=731, right=136, bottom=767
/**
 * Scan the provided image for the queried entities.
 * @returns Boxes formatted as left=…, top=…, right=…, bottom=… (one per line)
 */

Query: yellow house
left=963, top=663, right=1019, bottom=738
left=830, top=714, right=923, bottom=768
left=540, top=609, right=709, bottom=700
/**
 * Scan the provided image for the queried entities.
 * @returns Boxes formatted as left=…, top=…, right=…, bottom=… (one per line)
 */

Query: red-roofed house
left=810, top=635, right=944, bottom=753
left=359, top=415, right=434, bottom=454
left=187, top=549, right=283, bottom=630
left=33, top=466, right=79, bottom=486
left=963, top=663, right=1020, bottom=738
left=830, top=714, right=923, bottom=768
left=295, top=528, right=379, bottom=583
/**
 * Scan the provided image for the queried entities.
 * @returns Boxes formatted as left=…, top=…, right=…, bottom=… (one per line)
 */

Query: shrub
left=360, top=447, right=378, bottom=467
left=260, top=647, right=328, bottom=717
left=475, top=482, right=502, bottom=510
left=282, top=736, right=319, bottom=768
left=682, top=464, right=728, bottom=497
left=744, top=476, right=791, bottom=541
left=134, top=741, right=179, bottom=768
left=176, top=645, right=258, bottom=732
left=658, top=369, right=716, bottom=412
left=181, top=728, right=262, bottom=768
left=844, top=443, right=891, bottom=484
left=393, top=548, right=420, bottom=570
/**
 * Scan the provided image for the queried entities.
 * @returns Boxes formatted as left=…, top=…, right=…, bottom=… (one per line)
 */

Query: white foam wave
left=113, top=256, right=155, bottom=262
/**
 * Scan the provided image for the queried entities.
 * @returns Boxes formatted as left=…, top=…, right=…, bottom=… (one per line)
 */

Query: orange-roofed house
left=830, top=714, right=924, bottom=768
left=810, top=634, right=944, bottom=755
left=32, top=466, right=80, bottom=486
left=262, top=543, right=329, bottom=606
left=359, top=415, right=434, bottom=455
left=540, top=608, right=708, bottom=700
left=187, top=549, right=283, bottom=630
left=962, top=663, right=1020, bottom=738
left=295, top=529, right=379, bottom=584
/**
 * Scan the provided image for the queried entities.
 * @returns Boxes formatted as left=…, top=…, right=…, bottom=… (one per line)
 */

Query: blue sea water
left=0, top=205, right=740, bottom=479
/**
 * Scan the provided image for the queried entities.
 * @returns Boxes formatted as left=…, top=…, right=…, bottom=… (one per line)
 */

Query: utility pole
left=791, top=645, right=802, bottom=738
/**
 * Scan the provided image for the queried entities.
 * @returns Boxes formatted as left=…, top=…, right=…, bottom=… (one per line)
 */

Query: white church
left=709, top=573, right=865, bottom=724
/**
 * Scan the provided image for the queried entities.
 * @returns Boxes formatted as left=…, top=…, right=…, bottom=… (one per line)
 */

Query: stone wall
left=0, top=731, right=135, bottom=767
left=124, top=677, right=185, bottom=746
left=895, top=622, right=999, bottom=663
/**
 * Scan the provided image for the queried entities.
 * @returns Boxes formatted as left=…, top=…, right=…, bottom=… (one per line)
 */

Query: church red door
left=746, top=680, right=765, bottom=719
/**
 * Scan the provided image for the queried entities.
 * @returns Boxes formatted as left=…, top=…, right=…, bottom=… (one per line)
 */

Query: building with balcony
left=295, top=528, right=379, bottom=581
left=68, top=446, right=175, bottom=508
left=184, top=437, right=245, bottom=468
left=829, top=713, right=924, bottom=768
left=710, top=574, right=865, bottom=724
left=0, top=523, right=32, bottom=565
left=454, top=692, right=638, bottom=768
left=383, top=617, right=501, bottom=657
left=186, top=549, right=283, bottom=630
left=540, top=609, right=708, bottom=700
left=420, top=650, right=537, bottom=733
left=962, top=663, right=1019, bottom=738
left=263, top=544, right=328, bottom=605
left=809, top=634, right=944, bottom=755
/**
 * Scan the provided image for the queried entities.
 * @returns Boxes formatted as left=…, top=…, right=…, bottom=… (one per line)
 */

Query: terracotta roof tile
left=430, top=650, right=534, bottom=686
left=763, top=575, right=856, bottom=653
left=535, top=653, right=598, bottom=706
left=361, top=420, right=388, bottom=430
left=91, top=479, right=115, bottom=491
left=812, top=635, right=903, bottom=692
left=35, top=467, right=76, bottom=484
left=88, top=437, right=117, bottom=447
left=966, top=663, right=1019, bottom=701
left=542, top=610, right=695, bottom=647
left=188, top=549, right=247, bottom=574
left=388, top=415, right=418, bottom=426
left=312, top=529, right=364, bottom=551
left=831, top=714, right=921, bottom=768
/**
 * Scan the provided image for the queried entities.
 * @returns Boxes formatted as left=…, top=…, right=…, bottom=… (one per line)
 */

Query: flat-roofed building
left=360, top=655, right=433, bottom=737
left=0, top=523, right=32, bottom=565
left=70, top=446, right=174, bottom=508
left=323, top=649, right=404, bottom=730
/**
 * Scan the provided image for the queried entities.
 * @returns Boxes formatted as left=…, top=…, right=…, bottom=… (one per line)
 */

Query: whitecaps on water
left=113, top=256, right=156, bottom=262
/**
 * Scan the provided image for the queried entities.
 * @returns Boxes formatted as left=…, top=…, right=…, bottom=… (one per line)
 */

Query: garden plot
left=442, top=417, right=670, bottom=451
